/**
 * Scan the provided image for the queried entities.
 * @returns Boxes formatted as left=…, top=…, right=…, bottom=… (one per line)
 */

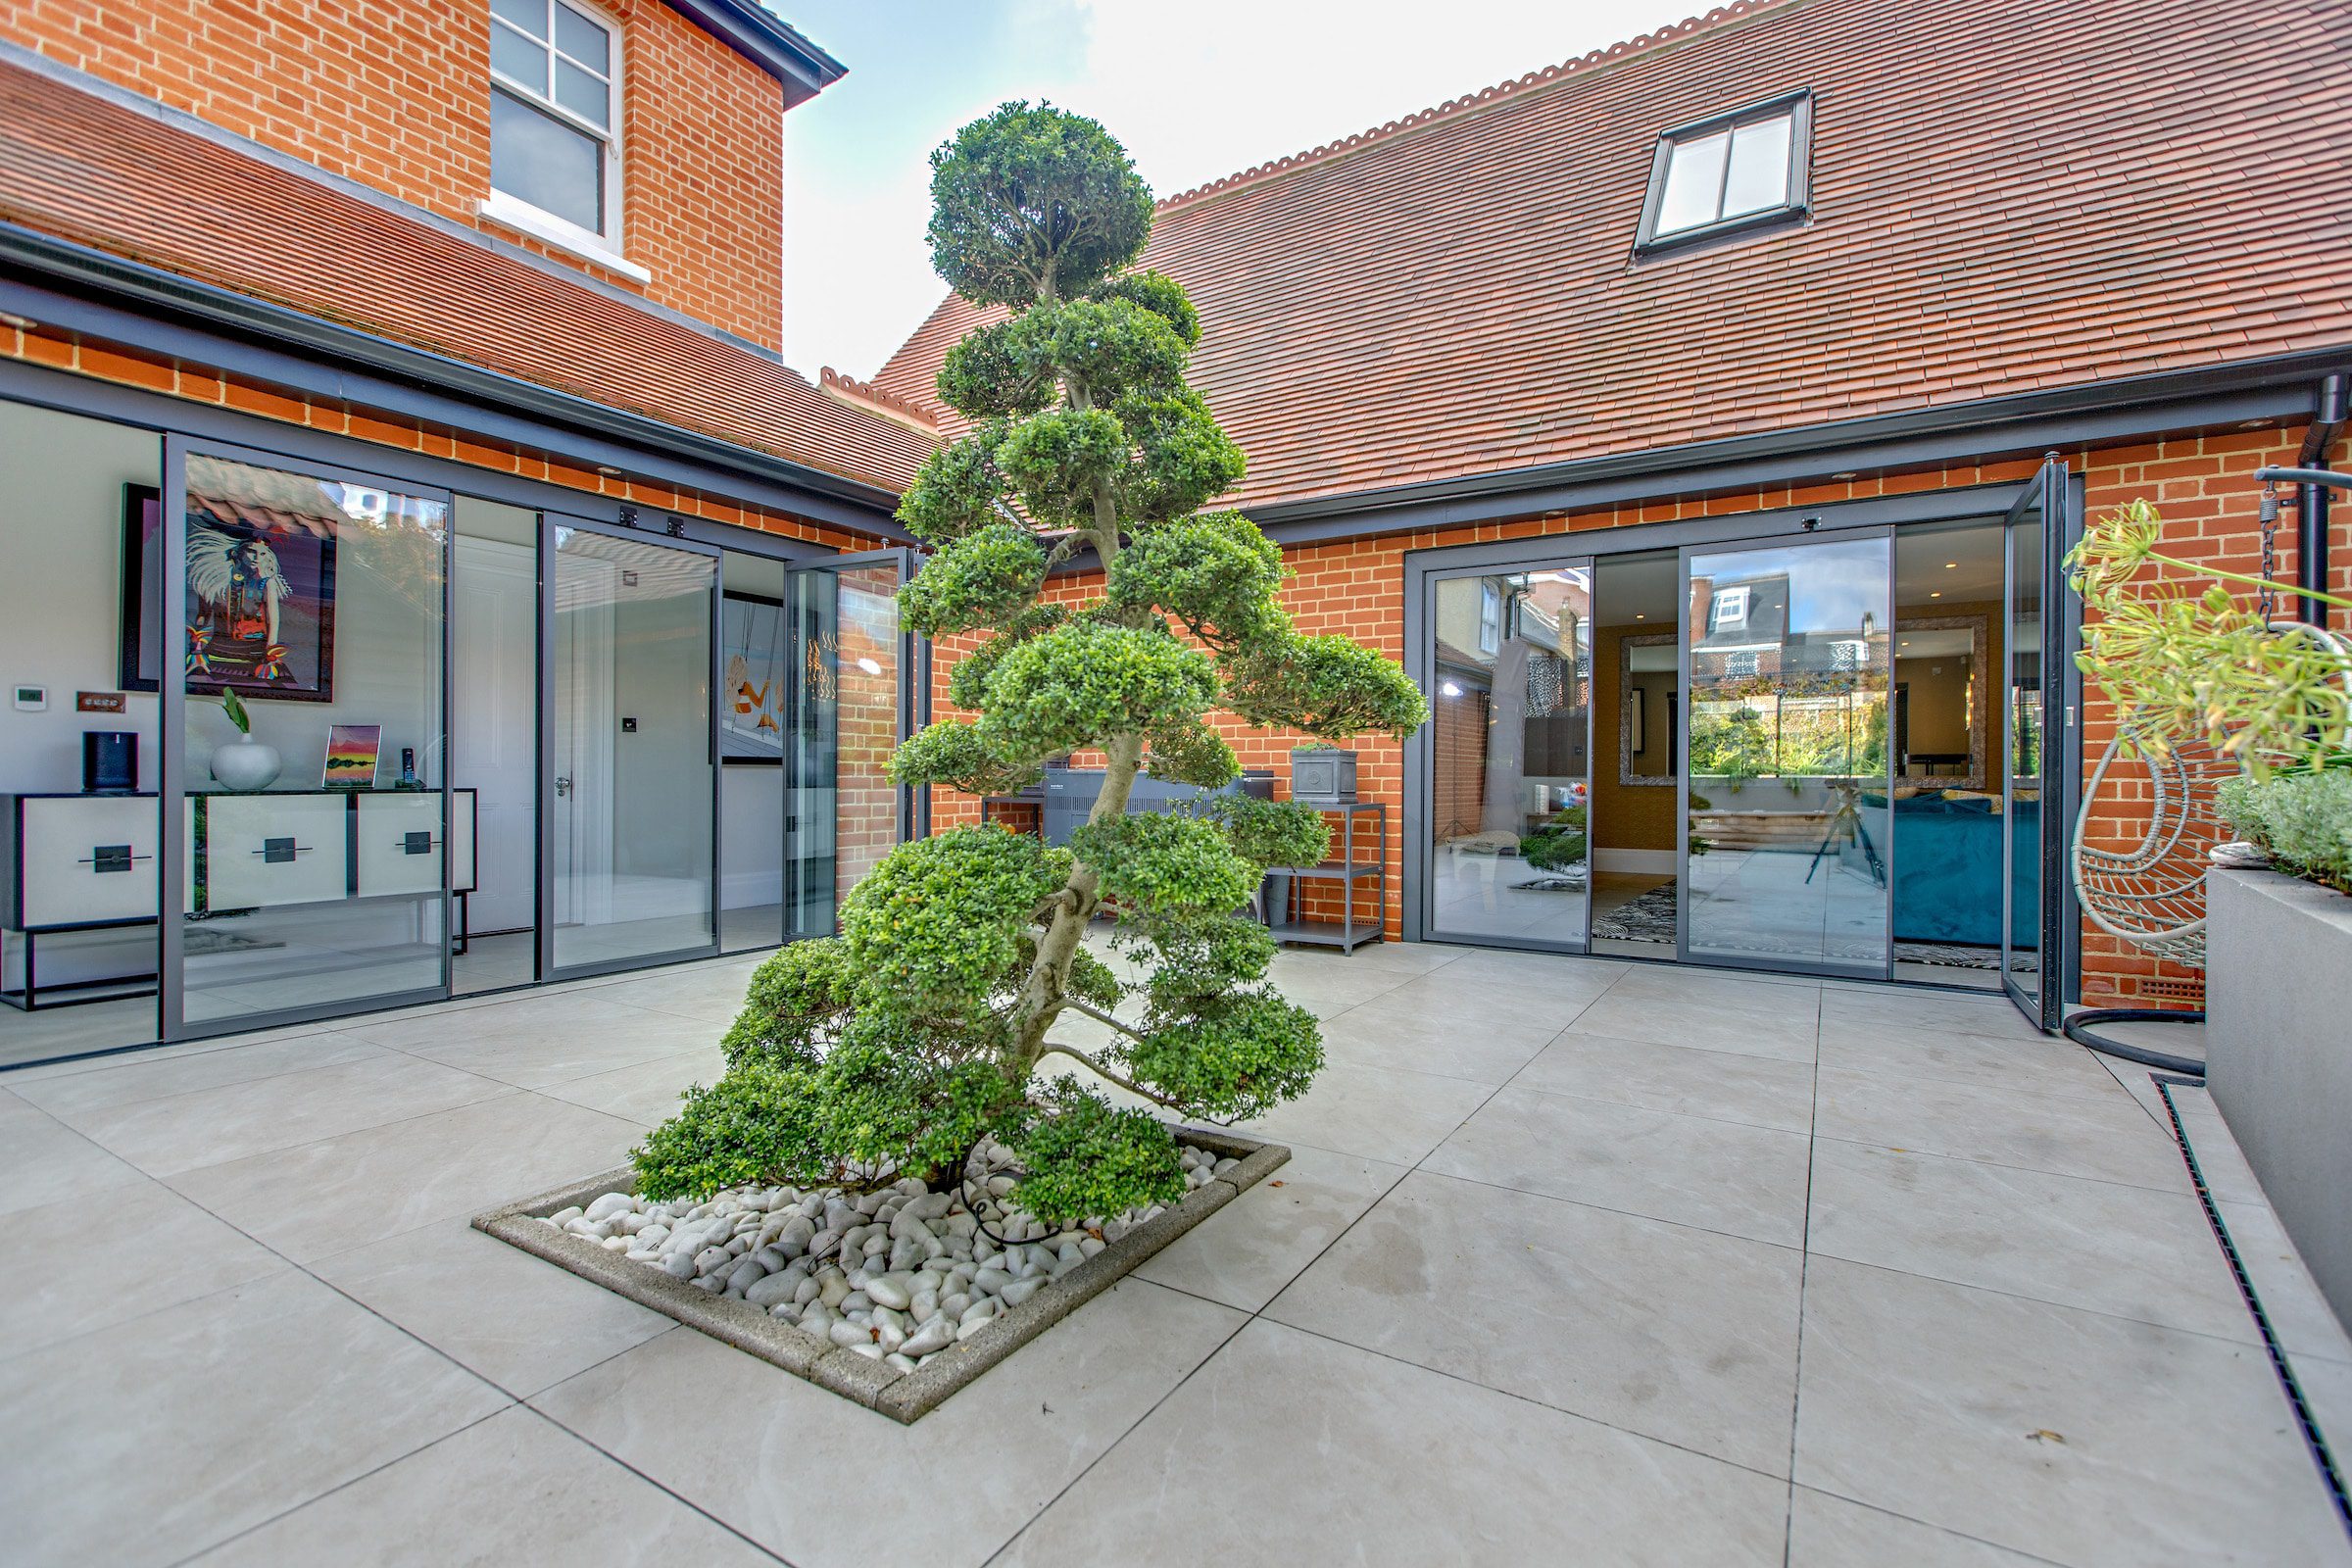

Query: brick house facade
left=877, top=0, right=2352, bottom=1016
left=0, top=1, right=929, bottom=1061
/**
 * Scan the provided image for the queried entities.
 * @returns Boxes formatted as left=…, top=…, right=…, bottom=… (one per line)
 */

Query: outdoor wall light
left=1441, top=680, right=1462, bottom=697
left=856, top=657, right=883, bottom=675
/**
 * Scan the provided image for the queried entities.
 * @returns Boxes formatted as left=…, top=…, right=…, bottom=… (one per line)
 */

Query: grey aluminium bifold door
left=784, top=548, right=919, bottom=939
left=1418, top=557, right=1596, bottom=953
left=539, top=514, right=721, bottom=980
left=2001, top=458, right=2071, bottom=1031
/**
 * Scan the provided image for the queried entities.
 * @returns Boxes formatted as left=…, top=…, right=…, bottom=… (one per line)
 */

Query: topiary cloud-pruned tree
left=632, top=102, right=1425, bottom=1225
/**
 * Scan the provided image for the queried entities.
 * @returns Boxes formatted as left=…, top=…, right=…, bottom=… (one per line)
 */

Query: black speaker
left=82, top=730, right=137, bottom=794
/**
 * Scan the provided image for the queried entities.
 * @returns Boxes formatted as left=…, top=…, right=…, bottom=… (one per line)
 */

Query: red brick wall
left=0, top=0, right=786, bottom=348
left=918, top=426, right=2352, bottom=1006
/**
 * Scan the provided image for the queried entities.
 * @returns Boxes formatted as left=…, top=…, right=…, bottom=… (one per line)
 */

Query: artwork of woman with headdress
left=119, top=463, right=341, bottom=701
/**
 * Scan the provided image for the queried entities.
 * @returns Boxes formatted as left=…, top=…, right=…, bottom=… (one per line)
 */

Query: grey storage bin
left=1290, top=747, right=1358, bottom=805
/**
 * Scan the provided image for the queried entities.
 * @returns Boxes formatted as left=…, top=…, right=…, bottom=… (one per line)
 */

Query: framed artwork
left=322, top=723, right=382, bottom=789
left=121, top=481, right=340, bottom=701
left=721, top=591, right=786, bottom=763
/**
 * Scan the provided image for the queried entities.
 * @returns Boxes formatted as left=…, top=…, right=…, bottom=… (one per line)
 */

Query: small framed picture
left=323, top=723, right=382, bottom=789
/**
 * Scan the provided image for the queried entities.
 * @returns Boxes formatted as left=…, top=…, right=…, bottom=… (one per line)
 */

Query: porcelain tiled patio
left=2, top=943, right=2345, bottom=1567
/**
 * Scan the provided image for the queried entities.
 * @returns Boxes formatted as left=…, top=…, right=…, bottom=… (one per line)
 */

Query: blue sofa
left=1868, top=791, right=2036, bottom=948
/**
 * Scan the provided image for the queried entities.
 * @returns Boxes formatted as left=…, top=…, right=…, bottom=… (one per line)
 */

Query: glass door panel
left=719, top=550, right=789, bottom=955
left=545, top=521, right=717, bottom=976
left=2002, top=461, right=2068, bottom=1028
left=1423, top=563, right=1593, bottom=949
left=1681, top=532, right=1893, bottom=977
left=169, top=447, right=451, bottom=1035
left=786, top=553, right=908, bottom=939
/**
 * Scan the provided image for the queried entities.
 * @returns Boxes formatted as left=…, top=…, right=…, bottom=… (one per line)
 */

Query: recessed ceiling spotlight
left=1831, top=470, right=1860, bottom=481
left=1943, top=562, right=1958, bottom=569
left=1930, top=591, right=1942, bottom=599
left=1440, top=680, right=1463, bottom=697
left=1635, top=612, right=1646, bottom=619
left=596, top=465, right=622, bottom=476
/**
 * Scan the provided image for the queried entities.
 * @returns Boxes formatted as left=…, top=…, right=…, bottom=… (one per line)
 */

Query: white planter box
left=2205, top=866, right=2352, bottom=1331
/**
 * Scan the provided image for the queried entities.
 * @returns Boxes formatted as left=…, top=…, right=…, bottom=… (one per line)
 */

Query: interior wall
left=0, top=403, right=161, bottom=794
left=1589, top=621, right=1676, bottom=859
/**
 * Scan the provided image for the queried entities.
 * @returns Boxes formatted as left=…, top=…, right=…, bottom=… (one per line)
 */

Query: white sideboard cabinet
left=2, top=790, right=476, bottom=1010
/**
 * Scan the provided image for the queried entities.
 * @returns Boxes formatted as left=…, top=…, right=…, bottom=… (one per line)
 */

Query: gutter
left=1242, top=347, right=2352, bottom=547
left=0, top=221, right=912, bottom=539
left=665, top=1, right=847, bottom=103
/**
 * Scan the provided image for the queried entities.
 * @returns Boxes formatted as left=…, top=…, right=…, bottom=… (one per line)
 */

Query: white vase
left=211, top=733, right=282, bottom=792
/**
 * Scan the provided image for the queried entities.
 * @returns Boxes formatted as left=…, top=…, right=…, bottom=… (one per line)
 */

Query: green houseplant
left=2070, top=497, right=2352, bottom=891
left=634, top=104, right=1425, bottom=1222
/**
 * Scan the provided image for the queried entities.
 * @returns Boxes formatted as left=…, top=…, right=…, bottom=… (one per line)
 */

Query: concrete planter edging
left=472, top=1127, right=1289, bottom=1423
left=2205, top=865, right=2352, bottom=1331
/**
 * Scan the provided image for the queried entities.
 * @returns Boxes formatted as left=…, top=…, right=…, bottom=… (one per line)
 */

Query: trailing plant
left=2070, top=499, right=2352, bottom=774
left=637, top=104, right=1425, bottom=1223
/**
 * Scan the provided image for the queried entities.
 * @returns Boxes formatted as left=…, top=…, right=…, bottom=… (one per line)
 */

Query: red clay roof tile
left=0, top=60, right=936, bottom=494
left=874, top=0, right=2352, bottom=514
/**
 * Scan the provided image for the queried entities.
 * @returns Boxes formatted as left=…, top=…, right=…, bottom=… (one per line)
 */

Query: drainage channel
left=2154, top=1073, right=2352, bottom=1544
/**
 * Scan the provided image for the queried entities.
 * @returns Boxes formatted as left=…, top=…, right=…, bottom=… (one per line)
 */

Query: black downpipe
left=2287, top=372, right=2346, bottom=627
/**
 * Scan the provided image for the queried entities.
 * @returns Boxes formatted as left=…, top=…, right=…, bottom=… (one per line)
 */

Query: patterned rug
left=1586, top=883, right=1999, bottom=969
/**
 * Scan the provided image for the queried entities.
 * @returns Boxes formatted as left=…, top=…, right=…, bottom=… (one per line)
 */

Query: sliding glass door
left=1679, top=530, right=1894, bottom=979
left=541, top=517, right=719, bottom=979
left=784, top=550, right=916, bottom=938
left=2001, top=460, right=2069, bottom=1029
left=1420, top=560, right=1594, bottom=950
left=163, top=440, right=453, bottom=1037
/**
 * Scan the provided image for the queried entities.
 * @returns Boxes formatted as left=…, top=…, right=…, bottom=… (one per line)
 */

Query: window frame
left=1478, top=580, right=1502, bottom=655
left=486, top=0, right=625, bottom=255
left=1635, top=89, right=1813, bottom=256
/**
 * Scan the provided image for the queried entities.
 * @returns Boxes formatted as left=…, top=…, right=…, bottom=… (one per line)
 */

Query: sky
left=773, top=0, right=1706, bottom=382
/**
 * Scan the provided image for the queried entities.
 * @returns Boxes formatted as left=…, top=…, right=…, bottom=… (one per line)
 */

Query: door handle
left=555, top=775, right=572, bottom=798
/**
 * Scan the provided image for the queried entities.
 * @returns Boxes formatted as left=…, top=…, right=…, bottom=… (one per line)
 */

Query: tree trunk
left=1010, top=730, right=1143, bottom=1069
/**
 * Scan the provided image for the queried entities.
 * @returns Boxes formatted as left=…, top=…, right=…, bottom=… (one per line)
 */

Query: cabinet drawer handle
left=252, top=838, right=311, bottom=864
left=396, top=832, right=442, bottom=856
left=78, top=845, right=152, bottom=873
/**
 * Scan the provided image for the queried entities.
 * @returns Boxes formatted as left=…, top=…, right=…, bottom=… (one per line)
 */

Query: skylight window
left=1638, top=92, right=1812, bottom=253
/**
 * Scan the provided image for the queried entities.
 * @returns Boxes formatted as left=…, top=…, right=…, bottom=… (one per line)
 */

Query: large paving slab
left=1, top=938, right=2341, bottom=1566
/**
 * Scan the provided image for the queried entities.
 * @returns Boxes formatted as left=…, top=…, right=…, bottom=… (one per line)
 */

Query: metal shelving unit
left=1267, top=801, right=1386, bottom=952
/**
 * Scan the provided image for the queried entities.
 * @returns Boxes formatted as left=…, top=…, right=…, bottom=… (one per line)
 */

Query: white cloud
left=778, top=0, right=1698, bottom=381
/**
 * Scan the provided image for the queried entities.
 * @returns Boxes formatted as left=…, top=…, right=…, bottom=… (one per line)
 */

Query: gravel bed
left=535, top=1140, right=1240, bottom=1375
